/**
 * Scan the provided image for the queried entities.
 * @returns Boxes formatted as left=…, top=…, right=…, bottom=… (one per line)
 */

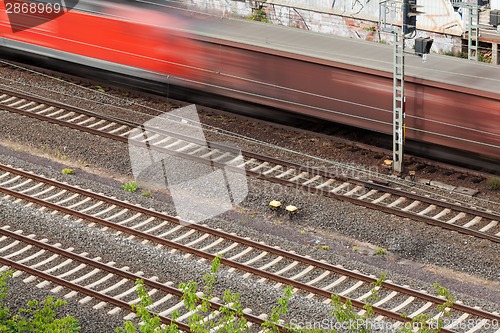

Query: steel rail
left=0, top=185, right=415, bottom=327
left=2, top=85, right=499, bottom=224
left=0, top=163, right=498, bottom=322
left=243, top=151, right=500, bottom=221
left=1, top=171, right=498, bottom=329
left=0, top=227, right=275, bottom=331
left=0, top=256, right=192, bottom=332
left=1, top=89, right=498, bottom=244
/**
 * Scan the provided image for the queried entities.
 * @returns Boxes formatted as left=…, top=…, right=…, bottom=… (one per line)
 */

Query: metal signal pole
left=380, top=1, right=433, bottom=174
left=379, top=0, right=406, bottom=174
left=393, top=28, right=405, bottom=173
left=379, top=0, right=419, bottom=174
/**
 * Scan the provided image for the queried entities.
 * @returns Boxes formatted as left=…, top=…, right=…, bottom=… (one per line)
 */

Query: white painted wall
left=182, top=0, right=464, bottom=54
left=266, top=0, right=464, bottom=35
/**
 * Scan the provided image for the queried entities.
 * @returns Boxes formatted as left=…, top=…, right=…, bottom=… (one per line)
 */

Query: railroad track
left=1, top=87, right=499, bottom=243
left=0, top=164, right=498, bottom=333
left=0, top=226, right=273, bottom=333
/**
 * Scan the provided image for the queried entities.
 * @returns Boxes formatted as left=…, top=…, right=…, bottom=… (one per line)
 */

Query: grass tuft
left=61, top=168, right=74, bottom=175
left=122, top=181, right=139, bottom=193
left=487, top=177, right=500, bottom=190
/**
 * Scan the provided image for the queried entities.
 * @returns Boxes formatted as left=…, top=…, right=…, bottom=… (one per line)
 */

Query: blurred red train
left=0, top=0, right=204, bottom=79
left=1, top=0, right=499, bottom=166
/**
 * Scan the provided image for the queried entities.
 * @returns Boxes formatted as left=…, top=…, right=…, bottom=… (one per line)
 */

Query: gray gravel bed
left=2, top=63, right=499, bottom=213
left=0, top=65, right=169, bottom=121
left=3, top=142, right=500, bottom=300
left=3, top=276, right=124, bottom=333
left=0, top=64, right=498, bottom=331
left=0, top=113, right=131, bottom=176
left=230, top=178, right=500, bottom=282
left=0, top=150, right=498, bottom=314
left=0, top=200, right=335, bottom=332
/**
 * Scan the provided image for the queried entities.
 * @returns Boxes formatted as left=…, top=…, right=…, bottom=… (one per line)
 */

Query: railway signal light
left=403, top=0, right=422, bottom=35
left=415, top=37, right=433, bottom=56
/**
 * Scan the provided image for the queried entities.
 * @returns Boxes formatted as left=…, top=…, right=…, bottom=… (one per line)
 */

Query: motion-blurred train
left=1, top=0, right=499, bottom=167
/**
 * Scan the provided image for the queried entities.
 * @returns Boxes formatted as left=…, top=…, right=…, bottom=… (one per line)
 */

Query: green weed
left=487, top=177, right=500, bottom=190
left=121, top=181, right=139, bottom=193
left=61, top=168, right=74, bottom=175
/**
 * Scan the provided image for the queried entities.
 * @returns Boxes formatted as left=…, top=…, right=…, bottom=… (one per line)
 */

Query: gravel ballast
left=0, top=62, right=498, bottom=331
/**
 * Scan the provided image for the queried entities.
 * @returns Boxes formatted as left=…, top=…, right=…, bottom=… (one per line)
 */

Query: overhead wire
left=138, top=0, right=500, bottom=59
left=0, top=0, right=500, bottom=197
left=1, top=2, right=498, bottom=137
left=1, top=56, right=498, bottom=145
left=75, top=0, right=500, bottom=81
left=0, top=59, right=499, bottom=210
